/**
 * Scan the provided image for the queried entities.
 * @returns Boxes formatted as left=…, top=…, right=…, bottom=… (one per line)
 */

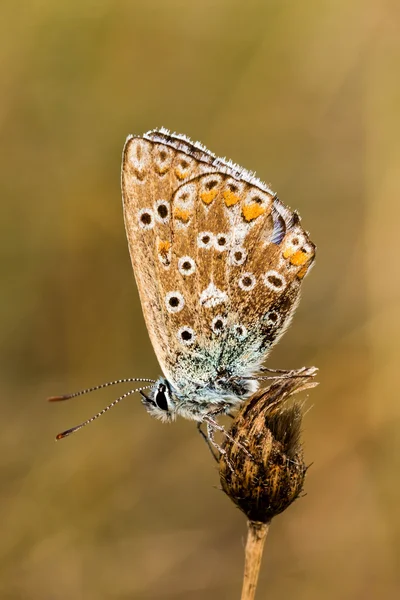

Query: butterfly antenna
left=48, top=378, right=156, bottom=402
left=55, top=384, right=154, bottom=440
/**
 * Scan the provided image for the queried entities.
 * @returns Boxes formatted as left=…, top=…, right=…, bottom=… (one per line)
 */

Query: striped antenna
left=55, top=384, right=154, bottom=440
left=48, top=378, right=156, bottom=402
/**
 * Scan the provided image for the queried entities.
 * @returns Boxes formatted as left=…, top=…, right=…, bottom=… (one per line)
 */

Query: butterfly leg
left=259, top=366, right=318, bottom=379
left=260, top=367, right=295, bottom=375
left=204, top=414, right=254, bottom=468
left=205, top=420, right=235, bottom=472
left=197, top=421, right=219, bottom=463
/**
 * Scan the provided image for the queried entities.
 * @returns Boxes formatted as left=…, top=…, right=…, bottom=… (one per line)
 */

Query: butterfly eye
left=155, top=386, right=169, bottom=411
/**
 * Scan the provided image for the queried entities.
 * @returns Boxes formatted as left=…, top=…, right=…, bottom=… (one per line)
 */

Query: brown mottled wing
left=220, top=190, right=315, bottom=372
left=170, top=172, right=315, bottom=378
left=122, top=129, right=315, bottom=391
left=121, top=132, right=217, bottom=385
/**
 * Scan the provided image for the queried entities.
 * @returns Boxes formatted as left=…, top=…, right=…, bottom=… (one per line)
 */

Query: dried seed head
left=219, top=371, right=318, bottom=523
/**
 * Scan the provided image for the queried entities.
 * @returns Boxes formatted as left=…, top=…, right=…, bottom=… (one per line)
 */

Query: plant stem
left=241, top=520, right=270, bottom=600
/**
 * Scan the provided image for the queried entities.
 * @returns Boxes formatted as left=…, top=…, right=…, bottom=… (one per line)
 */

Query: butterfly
left=50, top=128, right=315, bottom=447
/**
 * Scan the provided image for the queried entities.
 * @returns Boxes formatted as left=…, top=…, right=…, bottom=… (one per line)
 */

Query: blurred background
left=1, top=0, right=399, bottom=598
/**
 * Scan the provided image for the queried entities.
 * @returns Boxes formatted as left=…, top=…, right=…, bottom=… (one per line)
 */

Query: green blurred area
left=1, top=0, right=399, bottom=598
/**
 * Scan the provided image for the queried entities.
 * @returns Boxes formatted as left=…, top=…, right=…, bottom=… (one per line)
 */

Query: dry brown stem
left=241, top=520, right=270, bottom=600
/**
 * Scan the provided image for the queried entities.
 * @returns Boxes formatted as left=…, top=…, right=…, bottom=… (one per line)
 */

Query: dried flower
left=219, top=368, right=318, bottom=600
left=219, top=368, right=318, bottom=523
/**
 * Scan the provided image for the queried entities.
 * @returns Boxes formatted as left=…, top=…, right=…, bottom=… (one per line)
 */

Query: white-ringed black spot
left=247, top=189, right=271, bottom=208
left=198, top=231, right=214, bottom=249
left=165, top=291, right=185, bottom=313
left=138, top=208, right=154, bottom=230
left=283, top=232, right=306, bottom=255
left=233, top=323, right=248, bottom=340
left=206, top=179, right=218, bottom=190
left=229, top=246, right=247, bottom=266
left=154, top=200, right=170, bottom=223
left=177, top=326, right=196, bottom=346
left=174, top=183, right=197, bottom=209
left=269, top=275, right=283, bottom=287
left=238, top=272, right=256, bottom=291
left=211, top=315, right=227, bottom=335
left=263, top=270, right=287, bottom=291
left=264, top=310, right=281, bottom=327
left=215, top=233, right=229, bottom=252
left=158, top=204, right=168, bottom=218
left=178, top=256, right=196, bottom=276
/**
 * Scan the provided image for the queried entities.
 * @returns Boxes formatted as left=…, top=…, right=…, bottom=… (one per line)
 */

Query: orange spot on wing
left=297, top=265, right=310, bottom=279
left=175, top=169, right=188, bottom=180
left=283, top=247, right=295, bottom=259
left=200, top=190, right=218, bottom=205
left=290, top=250, right=309, bottom=266
left=242, top=203, right=266, bottom=222
left=223, top=190, right=240, bottom=207
left=174, top=207, right=191, bottom=223
left=158, top=240, right=171, bottom=254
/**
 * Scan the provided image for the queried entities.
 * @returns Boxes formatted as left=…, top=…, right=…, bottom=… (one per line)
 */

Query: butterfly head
left=140, top=378, right=177, bottom=423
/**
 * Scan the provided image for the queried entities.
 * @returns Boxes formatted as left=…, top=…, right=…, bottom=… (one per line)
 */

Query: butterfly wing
left=122, top=130, right=217, bottom=387
left=122, top=129, right=315, bottom=396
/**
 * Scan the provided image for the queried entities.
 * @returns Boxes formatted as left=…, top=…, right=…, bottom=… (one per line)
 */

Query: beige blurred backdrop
left=1, top=1, right=399, bottom=598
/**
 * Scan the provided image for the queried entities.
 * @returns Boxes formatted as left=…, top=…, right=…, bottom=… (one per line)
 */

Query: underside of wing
left=122, top=131, right=217, bottom=386
left=122, top=129, right=315, bottom=396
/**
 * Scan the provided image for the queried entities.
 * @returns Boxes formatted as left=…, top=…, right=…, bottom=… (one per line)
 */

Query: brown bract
left=219, top=369, right=318, bottom=523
